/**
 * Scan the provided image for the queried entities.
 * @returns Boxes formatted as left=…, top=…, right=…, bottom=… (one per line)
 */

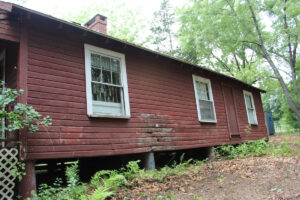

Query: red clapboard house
left=0, top=1, right=267, bottom=197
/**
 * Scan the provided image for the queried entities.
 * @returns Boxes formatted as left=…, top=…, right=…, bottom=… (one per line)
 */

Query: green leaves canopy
left=177, top=0, right=300, bottom=123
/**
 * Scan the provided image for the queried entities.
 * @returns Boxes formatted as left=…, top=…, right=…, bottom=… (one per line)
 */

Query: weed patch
left=213, top=138, right=299, bottom=160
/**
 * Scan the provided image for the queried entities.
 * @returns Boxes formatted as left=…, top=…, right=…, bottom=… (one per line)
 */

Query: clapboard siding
left=0, top=14, right=20, bottom=42
left=22, top=18, right=267, bottom=160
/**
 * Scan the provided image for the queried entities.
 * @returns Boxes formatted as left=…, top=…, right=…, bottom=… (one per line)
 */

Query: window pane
left=92, top=82, right=101, bottom=101
left=199, top=100, right=215, bottom=120
left=106, top=85, right=121, bottom=103
left=92, top=83, right=121, bottom=103
left=112, top=72, right=120, bottom=85
left=196, top=81, right=209, bottom=100
left=245, top=94, right=253, bottom=109
left=248, top=109, right=256, bottom=124
left=91, top=67, right=101, bottom=82
left=101, top=56, right=111, bottom=71
left=102, top=70, right=111, bottom=83
left=91, top=54, right=101, bottom=68
left=111, top=58, right=120, bottom=72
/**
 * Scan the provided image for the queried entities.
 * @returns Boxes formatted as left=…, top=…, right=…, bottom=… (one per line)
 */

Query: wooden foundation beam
left=18, top=160, right=36, bottom=199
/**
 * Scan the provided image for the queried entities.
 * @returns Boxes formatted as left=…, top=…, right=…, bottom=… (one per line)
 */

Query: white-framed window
left=192, top=75, right=217, bottom=122
left=243, top=90, right=257, bottom=125
left=84, top=44, right=130, bottom=118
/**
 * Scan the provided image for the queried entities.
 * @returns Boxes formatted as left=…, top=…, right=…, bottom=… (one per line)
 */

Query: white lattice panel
left=0, top=148, right=18, bottom=200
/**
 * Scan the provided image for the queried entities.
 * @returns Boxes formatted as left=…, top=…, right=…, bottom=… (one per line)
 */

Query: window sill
left=199, top=120, right=217, bottom=123
left=88, top=114, right=130, bottom=119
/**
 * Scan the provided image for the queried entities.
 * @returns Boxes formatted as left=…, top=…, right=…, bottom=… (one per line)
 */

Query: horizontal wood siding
left=0, top=14, right=20, bottom=42
left=25, top=19, right=267, bottom=160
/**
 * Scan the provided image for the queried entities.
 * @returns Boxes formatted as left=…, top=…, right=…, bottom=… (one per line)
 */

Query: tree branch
left=251, top=75, right=278, bottom=84
left=246, top=0, right=300, bottom=120
left=283, top=0, right=300, bottom=105
left=233, top=54, right=241, bottom=71
left=268, top=49, right=289, bottom=63
left=225, top=0, right=256, bottom=37
left=210, top=53, right=232, bottom=73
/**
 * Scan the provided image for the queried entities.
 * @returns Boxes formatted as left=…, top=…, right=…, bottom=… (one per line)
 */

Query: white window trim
left=84, top=44, right=130, bottom=118
left=192, top=74, right=217, bottom=123
left=243, top=90, right=258, bottom=125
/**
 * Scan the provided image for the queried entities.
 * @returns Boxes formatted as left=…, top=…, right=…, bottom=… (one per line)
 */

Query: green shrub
left=140, top=154, right=194, bottom=183
left=90, top=187, right=114, bottom=200
left=213, top=139, right=269, bottom=159
left=90, top=170, right=117, bottom=188
left=213, top=144, right=238, bottom=159
left=122, top=160, right=141, bottom=179
left=103, top=174, right=127, bottom=191
left=213, top=138, right=299, bottom=159
left=66, top=161, right=80, bottom=187
left=36, top=162, right=88, bottom=200
left=36, top=178, right=63, bottom=200
left=269, top=142, right=296, bottom=156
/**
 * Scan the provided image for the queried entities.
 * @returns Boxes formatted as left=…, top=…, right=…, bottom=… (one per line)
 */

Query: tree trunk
left=246, top=0, right=300, bottom=121
left=264, top=52, right=300, bottom=121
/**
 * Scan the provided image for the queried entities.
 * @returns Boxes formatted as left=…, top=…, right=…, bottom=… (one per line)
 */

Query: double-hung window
left=84, top=44, right=130, bottom=118
left=243, top=90, right=257, bottom=124
left=192, top=75, right=216, bottom=122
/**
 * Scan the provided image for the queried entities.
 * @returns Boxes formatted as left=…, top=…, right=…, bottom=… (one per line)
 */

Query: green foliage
left=150, top=0, right=177, bottom=55
left=177, top=0, right=267, bottom=76
left=90, top=187, right=113, bottom=200
left=9, top=161, right=26, bottom=181
left=214, top=139, right=269, bottom=159
left=36, top=178, right=64, bottom=200
left=142, top=166, right=176, bottom=183
left=177, top=0, right=300, bottom=121
left=103, top=174, right=127, bottom=192
left=88, top=169, right=126, bottom=199
left=33, top=138, right=298, bottom=199
left=122, top=160, right=141, bottom=180
left=36, top=163, right=88, bottom=200
left=214, top=138, right=299, bottom=159
left=0, top=84, right=52, bottom=134
left=90, top=170, right=116, bottom=188
left=66, top=161, right=80, bottom=187
left=36, top=161, right=128, bottom=200
left=60, top=0, right=149, bottom=45
left=140, top=154, right=195, bottom=183
left=90, top=169, right=126, bottom=192
left=269, top=141, right=299, bottom=156
left=1, top=84, right=52, bottom=183
left=262, top=79, right=300, bottom=131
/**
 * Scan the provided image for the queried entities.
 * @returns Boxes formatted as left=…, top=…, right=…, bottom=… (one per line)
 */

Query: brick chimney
left=84, top=14, right=107, bottom=34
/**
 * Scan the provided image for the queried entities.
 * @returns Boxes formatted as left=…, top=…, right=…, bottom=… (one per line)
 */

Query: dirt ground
left=115, top=135, right=300, bottom=200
